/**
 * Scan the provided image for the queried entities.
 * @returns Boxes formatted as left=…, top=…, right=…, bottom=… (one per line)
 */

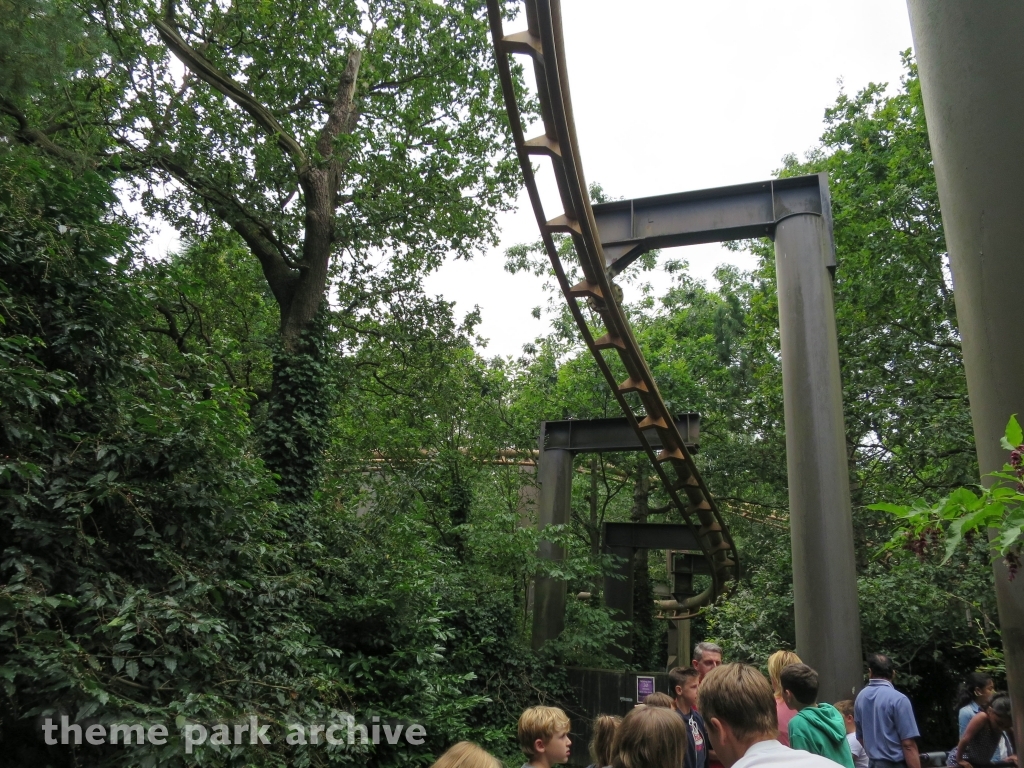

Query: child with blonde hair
left=430, top=741, right=502, bottom=768
left=518, top=705, right=572, bottom=768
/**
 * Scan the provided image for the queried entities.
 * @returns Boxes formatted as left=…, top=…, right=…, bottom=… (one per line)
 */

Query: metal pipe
left=906, top=0, right=1024, bottom=739
left=774, top=212, right=863, bottom=703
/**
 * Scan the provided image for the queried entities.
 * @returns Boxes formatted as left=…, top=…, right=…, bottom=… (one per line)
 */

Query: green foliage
left=870, top=416, right=1024, bottom=568
left=0, top=148, right=557, bottom=766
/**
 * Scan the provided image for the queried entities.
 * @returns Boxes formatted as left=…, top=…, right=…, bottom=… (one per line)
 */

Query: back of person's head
left=694, top=641, right=723, bottom=661
left=430, top=741, right=502, bottom=768
left=834, top=700, right=855, bottom=719
left=610, top=706, right=687, bottom=768
left=956, top=671, right=994, bottom=709
left=697, top=663, right=778, bottom=740
left=518, top=706, right=571, bottom=757
left=866, top=653, right=895, bottom=679
left=767, top=650, right=802, bottom=695
left=589, top=714, right=621, bottom=768
left=988, top=694, right=1012, bottom=721
left=643, top=692, right=674, bottom=708
left=779, top=663, right=819, bottom=707
left=668, top=666, right=699, bottom=699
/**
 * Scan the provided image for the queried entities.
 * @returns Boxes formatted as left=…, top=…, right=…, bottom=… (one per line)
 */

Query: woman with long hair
left=611, top=705, right=688, bottom=768
left=767, top=650, right=802, bottom=746
left=956, top=672, right=995, bottom=738
left=588, top=714, right=621, bottom=768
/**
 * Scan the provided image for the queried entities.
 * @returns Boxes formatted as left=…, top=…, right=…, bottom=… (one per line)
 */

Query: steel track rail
left=486, top=0, right=738, bottom=615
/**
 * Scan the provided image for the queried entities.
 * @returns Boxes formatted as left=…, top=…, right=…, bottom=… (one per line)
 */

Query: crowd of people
left=426, top=642, right=1016, bottom=768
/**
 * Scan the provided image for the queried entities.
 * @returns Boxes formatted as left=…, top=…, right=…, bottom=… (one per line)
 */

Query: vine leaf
left=1000, top=414, right=1022, bottom=451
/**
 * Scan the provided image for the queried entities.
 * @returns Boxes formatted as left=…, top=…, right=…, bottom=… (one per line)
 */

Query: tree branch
left=0, top=96, right=96, bottom=166
left=154, top=155, right=299, bottom=308
left=316, top=50, right=362, bottom=160
left=152, top=11, right=308, bottom=171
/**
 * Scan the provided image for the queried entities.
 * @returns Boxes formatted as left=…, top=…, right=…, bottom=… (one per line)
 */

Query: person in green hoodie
left=779, top=664, right=855, bottom=768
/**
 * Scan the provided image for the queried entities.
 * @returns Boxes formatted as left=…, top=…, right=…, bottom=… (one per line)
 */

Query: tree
left=2, top=0, right=523, bottom=502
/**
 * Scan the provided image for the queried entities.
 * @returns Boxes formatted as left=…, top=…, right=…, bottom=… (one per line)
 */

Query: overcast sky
left=423, top=0, right=915, bottom=357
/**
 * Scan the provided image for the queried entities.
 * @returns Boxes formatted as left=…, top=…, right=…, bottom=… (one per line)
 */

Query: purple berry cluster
left=1007, top=550, right=1021, bottom=581
left=1006, top=443, right=1023, bottom=580
left=1011, top=446, right=1024, bottom=490
left=905, top=527, right=941, bottom=560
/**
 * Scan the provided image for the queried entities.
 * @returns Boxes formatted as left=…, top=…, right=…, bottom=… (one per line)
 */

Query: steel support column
left=774, top=213, right=862, bottom=703
left=907, top=1, right=1024, bottom=737
left=532, top=447, right=574, bottom=650
left=604, top=544, right=635, bottom=624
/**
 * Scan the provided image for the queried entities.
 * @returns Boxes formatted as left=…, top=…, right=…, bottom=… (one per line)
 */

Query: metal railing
left=485, top=0, right=739, bottom=614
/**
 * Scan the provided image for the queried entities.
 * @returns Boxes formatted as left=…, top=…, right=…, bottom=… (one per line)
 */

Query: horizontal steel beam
left=604, top=522, right=701, bottom=551
left=592, top=172, right=835, bottom=275
left=541, top=414, right=699, bottom=454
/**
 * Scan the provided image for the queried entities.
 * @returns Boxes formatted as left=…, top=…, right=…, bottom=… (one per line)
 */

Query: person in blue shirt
left=854, top=654, right=921, bottom=768
left=956, top=672, right=994, bottom=738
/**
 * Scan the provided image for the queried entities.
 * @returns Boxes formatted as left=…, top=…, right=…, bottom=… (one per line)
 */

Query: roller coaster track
left=486, top=0, right=738, bottom=615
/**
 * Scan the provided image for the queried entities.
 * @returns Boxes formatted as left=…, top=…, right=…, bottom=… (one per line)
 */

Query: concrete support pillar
left=517, top=464, right=539, bottom=621
left=906, top=1, right=1024, bottom=738
left=774, top=213, right=863, bottom=703
left=604, top=543, right=634, bottom=661
left=679, top=620, right=691, bottom=668
left=603, top=545, right=635, bottom=623
left=532, top=447, right=574, bottom=650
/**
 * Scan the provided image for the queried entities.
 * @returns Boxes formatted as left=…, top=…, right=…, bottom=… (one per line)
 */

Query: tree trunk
left=262, top=305, right=330, bottom=507
left=150, top=25, right=363, bottom=506
left=260, top=167, right=337, bottom=506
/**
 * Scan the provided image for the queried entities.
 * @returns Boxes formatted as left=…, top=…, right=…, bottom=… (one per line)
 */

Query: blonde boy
left=517, top=706, right=572, bottom=768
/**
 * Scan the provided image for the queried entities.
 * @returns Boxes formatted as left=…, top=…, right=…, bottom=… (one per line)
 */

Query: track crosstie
left=486, top=0, right=739, bottom=615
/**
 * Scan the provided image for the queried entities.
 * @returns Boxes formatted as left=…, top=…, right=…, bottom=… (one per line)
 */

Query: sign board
left=636, top=675, right=656, bottom=703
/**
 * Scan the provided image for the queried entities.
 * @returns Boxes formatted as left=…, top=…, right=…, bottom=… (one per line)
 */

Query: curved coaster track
left=486, top=0, right=739, bottom=615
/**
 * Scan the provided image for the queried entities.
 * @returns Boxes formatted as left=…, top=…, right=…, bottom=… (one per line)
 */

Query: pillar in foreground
left=775, top=212, right=863, bottom=703
left=532, top=447, right=573, bottom=650
left=907, top=0, right=1024, bottom=739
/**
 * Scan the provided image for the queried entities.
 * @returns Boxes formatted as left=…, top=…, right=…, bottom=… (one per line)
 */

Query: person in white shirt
left=835, top=699, right=869, bottom=768
left=697, top=663, right=842, bottom=768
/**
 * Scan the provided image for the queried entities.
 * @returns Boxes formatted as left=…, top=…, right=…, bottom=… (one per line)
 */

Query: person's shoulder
left=791, top=707, right=816, bottom=725
left=817, top=703, right=845, bottom=721
left=735, top=743, right=836, bottom=768
left=789, top=747, right=850, bottom=767
left=889, top=687, right=913, bottom=705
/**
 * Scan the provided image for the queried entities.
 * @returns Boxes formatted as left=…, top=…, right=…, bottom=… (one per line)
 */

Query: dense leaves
left=0, top=151, right=551, bottom=767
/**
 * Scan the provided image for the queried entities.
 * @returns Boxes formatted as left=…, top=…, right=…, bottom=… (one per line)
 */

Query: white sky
left=423, top=0, right=915, bottom=357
